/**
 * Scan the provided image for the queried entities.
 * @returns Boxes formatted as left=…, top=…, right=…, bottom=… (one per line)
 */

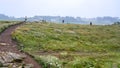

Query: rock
left=18, top=66, right=23, bottom=68
left=24, top=64, right=34, bottom=68
left=1, top=52, right=14, bottom=63
left=2, top=63, right=13, bottom=67
left=0, top=43, right=9, bottom=46
left=0, top=52, right=32, bottom=68
left=0, top=52, right=26, bottom=63
left=8, top=52, right=26, bottom=62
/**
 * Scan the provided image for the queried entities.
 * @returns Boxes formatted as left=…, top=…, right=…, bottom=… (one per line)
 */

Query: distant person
left=62, top=20, right=64, bottom=23
left=25, top=16, right=27, bottom=22
left=90, top=22, right=92, bottom=26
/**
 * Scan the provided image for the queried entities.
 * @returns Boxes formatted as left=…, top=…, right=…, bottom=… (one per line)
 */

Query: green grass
left=0, top=21, right=19, bottom=33
left=12, top=22, right=120, bottom=68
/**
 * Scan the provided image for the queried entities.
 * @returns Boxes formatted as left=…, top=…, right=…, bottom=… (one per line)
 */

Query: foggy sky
left=0, top=0, right=120, bottom=18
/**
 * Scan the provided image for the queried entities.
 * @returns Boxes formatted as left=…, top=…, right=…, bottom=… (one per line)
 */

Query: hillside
left=12, top=22, right=120, bottom=68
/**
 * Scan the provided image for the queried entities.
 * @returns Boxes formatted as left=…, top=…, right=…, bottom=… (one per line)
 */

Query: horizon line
left=0, top=13, right=120, bottom=19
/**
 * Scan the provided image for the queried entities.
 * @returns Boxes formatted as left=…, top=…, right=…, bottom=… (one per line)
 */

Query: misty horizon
left=0, top=13, right=119, bottom=25
left=1, top=13, right=120, bottom=19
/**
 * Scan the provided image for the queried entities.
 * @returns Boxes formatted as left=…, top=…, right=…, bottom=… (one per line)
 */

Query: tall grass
left=12, top=22, right=120, bottom=68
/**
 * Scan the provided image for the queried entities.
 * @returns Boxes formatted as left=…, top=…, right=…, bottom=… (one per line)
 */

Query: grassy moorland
left=0, top=21, right=19, bottom=33
left=12, top=22, right=120, bottom=68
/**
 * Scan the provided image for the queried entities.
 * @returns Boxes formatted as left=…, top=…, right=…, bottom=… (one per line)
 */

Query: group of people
left=24, top=16, right=93, bottom=25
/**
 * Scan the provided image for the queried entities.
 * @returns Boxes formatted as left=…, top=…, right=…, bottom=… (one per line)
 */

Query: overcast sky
left=0, top=0, right=120, bottom=18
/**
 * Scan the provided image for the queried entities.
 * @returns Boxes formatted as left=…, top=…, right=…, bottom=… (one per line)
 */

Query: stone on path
left=0, top=43, right=9, bottom=46
left=0, top=52, right=33, bottom=68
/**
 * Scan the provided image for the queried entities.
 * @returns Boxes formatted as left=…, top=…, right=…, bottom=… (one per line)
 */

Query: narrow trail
left=0, top=22, right=42, bottom=68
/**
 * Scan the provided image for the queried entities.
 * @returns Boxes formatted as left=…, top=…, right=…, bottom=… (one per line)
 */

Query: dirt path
left=0, top=22, right=42, bottom=68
